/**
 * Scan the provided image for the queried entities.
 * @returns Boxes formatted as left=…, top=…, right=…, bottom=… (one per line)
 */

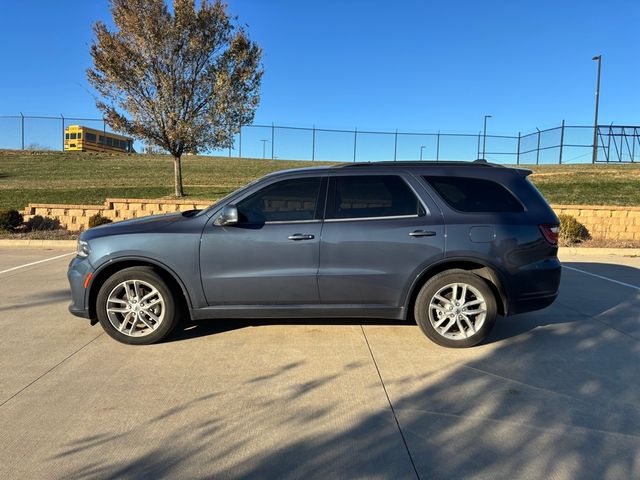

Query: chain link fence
left=1, top=114, right=638, bottom=164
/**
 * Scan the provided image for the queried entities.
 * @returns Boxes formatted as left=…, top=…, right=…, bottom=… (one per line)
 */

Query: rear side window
left=424, top=176, right=524, bottom=213
left=327, top=175, right=423, bottom=219
left=237, top=177, right=322, bottom=223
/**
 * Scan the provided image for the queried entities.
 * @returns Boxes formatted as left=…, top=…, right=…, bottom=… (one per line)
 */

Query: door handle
left=288, top=233, right=315, bottom=241
left=409, top=230, right=436, bottom=237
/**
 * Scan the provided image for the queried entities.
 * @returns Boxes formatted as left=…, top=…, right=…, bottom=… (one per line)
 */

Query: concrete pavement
left=0, top=248, right=639, bottom=479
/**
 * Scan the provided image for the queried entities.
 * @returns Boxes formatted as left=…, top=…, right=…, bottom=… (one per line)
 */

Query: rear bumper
left=506, top=257, right=561, bottom=315
left=508, top=292, right=558, bottom=315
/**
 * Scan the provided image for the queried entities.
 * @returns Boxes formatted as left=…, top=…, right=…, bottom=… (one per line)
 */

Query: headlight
left=77, top=240, right=91, bottom=258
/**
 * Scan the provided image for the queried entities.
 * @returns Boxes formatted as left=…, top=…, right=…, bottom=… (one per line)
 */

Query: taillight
left=539, top=224, right=559, bottom=245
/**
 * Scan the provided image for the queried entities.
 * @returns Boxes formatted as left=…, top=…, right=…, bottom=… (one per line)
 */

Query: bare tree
left=88, top=0, right=263, bottom=197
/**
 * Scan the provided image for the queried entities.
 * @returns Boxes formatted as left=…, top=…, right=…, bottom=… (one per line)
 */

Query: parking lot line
left=0, top=252, right=74, bottom=275
left=563, top=265, right=640, bottom=291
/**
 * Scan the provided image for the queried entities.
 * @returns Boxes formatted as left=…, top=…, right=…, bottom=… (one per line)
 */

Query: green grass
left=1, top=150, right=639, bottom=210
left=527, top=164, right=640, bottom=206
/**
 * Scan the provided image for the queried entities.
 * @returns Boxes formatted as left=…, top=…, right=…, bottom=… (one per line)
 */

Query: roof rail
left=340, top=160, right=503, bottom=168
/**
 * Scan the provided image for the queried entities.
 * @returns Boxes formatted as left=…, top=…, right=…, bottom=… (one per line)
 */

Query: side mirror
left=214, top=204, right=239, bottom=226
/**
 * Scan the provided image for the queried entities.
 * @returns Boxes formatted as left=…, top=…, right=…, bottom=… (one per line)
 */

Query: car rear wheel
left=96, top=266, right=179, bottom=345
left=414, top=269, right=497, bottom=348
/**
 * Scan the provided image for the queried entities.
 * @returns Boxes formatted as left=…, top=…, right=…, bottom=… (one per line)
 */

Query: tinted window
left=70, top=133, right=77, bottom=139
left=65, top=133, right=69, bottom=140
left=77, top=133, right=82, bottom=139
left=237, top=177, right=322, bottom=223
left=424, top=176, right=524, bottom=213
left=328, top=175, right=422, bottom=219
left=85, top=132, right=97, bottom=142
left=99, top=135, right=105, bottom=144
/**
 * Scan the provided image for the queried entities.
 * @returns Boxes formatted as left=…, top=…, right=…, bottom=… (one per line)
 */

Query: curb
left=559, top=247, right=640, bottom=257
left=0, top=239, right=77, bottom=249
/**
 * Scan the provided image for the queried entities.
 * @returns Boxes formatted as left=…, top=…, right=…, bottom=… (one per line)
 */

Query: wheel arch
left=87, top=257, right=192, bottom=324
left=404, top=258, right=508, bottom=320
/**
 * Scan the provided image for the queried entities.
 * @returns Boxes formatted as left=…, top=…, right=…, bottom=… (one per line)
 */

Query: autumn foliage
left=88, top=0, right=263, bottom=196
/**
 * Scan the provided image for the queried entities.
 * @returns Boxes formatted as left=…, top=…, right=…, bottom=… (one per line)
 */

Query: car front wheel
left=414, top=269, right=497, bottom=348
left=96, top=266, right=179, bottom=345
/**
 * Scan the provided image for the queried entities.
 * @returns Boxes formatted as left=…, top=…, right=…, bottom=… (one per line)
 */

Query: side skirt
left=190, top=304, right=405, bottom=321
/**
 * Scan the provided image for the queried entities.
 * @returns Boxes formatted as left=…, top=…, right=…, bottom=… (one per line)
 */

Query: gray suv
left=68, top=161, right=561, bottom=348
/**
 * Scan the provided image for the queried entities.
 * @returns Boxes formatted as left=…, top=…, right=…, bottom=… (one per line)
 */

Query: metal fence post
left=558, top=120, right=565, bottom=164
left=476, top=132, right=481, bottom=158
left=312, top=125, right=316, bottom=161
left=536, top=128, right=541, bottom=165
left=20, top=112, right=24, bottom=150
left=393, top=129, right=398, bottom=161
left=436, top=131, right=440, bottom=161
left=353, top=128, right=357, bottom=162
left=61, top=114, right=65, bottom=151
left=516, top=132, right=521, bottom=165
left=239, top=124, right=242, bottom=159
left=271, top=122, right=275, bottom=159
left=607, top=124, right=612, bottom=163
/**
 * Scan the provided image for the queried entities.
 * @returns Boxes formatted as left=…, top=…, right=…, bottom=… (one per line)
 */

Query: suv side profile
left=68, top=161, right=561, bottom=348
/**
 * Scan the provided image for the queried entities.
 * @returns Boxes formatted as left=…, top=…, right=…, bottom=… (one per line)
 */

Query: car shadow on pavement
left=47, top=262, right=640, bottom=479
left=168, top=317, right=415, bottom=343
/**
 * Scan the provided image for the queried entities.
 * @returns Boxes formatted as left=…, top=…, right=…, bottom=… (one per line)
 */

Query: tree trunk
left=173, top=155, right=184, bottom=197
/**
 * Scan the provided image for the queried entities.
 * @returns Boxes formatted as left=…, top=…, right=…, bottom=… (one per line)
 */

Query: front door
left=200, top=176, right=325, bottom=305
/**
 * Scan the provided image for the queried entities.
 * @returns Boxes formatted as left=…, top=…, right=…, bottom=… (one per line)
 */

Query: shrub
left=88, top=213, right=112, bottom=228
left=0, top=210, right=23, bottom=231
left=558, top=214, right=589, bottom=246
left=25, top=215, right=61, bottom=232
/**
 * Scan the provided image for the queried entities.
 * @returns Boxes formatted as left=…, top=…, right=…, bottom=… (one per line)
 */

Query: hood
left=80, top=212, right=187, bottom=241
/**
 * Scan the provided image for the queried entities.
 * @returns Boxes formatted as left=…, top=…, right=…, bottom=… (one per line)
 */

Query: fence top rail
left=0, top=115, right=106, bottom=121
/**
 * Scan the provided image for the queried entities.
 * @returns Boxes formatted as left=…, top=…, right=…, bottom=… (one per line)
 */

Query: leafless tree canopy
left=88, top=0, right=263, bottom=196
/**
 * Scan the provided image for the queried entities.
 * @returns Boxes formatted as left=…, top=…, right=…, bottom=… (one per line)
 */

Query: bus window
left=77, top=133, right=82, bottom=139
left=70, top=133, right=77, bottom=139
left=65, top=133, right=70, bottom=140
left=85, top=132, right=97, bottom=142
left=99, top=135, right=104, bottom=144
left=106, top=137, right=113, bottom=147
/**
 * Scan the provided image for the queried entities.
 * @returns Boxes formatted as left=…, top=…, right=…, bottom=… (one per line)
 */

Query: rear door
left=317, top=173, right=444, bottom=307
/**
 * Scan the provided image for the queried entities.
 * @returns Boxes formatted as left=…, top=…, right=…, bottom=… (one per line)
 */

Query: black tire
left=414, top=269, right=497, bottom=348
left=96, top=266, right=179, bottom=345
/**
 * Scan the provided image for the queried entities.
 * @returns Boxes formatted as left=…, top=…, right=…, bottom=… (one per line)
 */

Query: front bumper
left=67, top=255, right=94, bottom=320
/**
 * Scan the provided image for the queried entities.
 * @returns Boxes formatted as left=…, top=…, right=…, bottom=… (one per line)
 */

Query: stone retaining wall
left=21, top=199, right=640, bottom=240
left=552, top=204, right=640, bottom=241
left=22, top=198, right=213, bottom=232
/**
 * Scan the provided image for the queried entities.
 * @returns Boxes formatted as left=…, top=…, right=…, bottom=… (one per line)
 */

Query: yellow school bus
left=64, top=125, right=134, bottom=153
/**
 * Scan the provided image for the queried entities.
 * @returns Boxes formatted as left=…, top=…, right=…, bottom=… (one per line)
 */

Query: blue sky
left=0, top=0, right=638, bottom=162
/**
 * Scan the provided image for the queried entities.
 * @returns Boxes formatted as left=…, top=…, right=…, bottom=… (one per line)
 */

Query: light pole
left=591, top=55, right=602, bottom=164
left=260, top=139, right=268, bottom=159
left=482, top=115, right=492, bottom=159
left=420, top=145, right=426, bottom=161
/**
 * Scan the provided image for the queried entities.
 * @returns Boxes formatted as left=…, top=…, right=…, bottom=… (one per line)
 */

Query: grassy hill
left=1, top=150, right=639, bottom=211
